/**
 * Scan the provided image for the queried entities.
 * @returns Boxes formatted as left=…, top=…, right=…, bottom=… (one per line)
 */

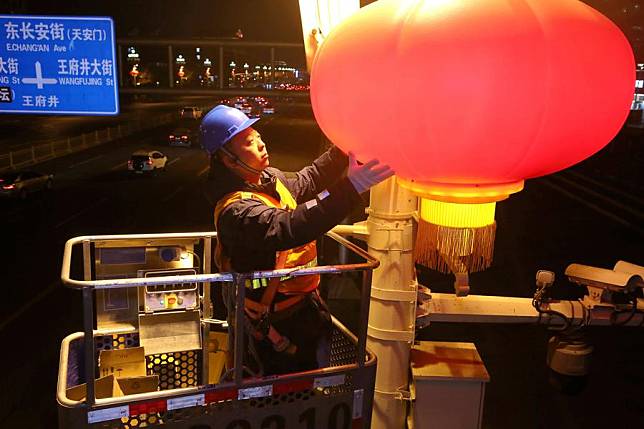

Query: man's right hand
left=347, top=151, right=395, bottom=194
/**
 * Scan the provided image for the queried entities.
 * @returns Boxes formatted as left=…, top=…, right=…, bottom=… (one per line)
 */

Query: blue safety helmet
left=199, top=105, right=260, bottom=154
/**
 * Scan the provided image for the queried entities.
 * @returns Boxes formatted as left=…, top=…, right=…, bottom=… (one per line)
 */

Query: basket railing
left=59, top=230, right=379, bottom=410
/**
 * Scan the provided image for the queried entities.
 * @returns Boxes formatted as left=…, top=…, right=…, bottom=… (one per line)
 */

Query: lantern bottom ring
left=397, top=178, right=524, bottom=203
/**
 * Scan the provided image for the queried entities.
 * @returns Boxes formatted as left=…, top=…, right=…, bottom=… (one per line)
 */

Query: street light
left=127, top=46, right=140, bottom=63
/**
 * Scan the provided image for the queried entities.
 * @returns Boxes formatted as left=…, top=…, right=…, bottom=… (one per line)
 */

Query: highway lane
left=0, top=96, right=218, bottom=153
left=0, top=111, right=642, bottom=428
left=1, top=127, right=204, bottom=303
left=0, top=97, right=312, bottom=156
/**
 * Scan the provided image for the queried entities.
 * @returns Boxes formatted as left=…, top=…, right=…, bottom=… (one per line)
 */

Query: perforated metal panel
left=120, top=413, right=162, bottom=428
left=146, top=351, right=201, bottom=390
left=95, top=328, right=352, bottom=393
left=95, top=333, right=140, bottom=352
left=65, top=327, right=375, bottom=429
left=94, top=333, right=200, bottom=392
left=329, top=327, right=357, bottom=366
left=90, top=384, right=359, bottom=428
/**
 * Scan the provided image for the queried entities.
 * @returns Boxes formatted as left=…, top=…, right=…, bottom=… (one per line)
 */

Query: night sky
left=0, top=0, right=641, bottom=59
left=0, top=0, right=324, bottom=42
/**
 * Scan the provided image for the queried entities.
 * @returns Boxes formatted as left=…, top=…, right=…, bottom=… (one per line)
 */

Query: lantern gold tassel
left=415, top=220, right=496, bottom=274
left=414, top=198, right=497, bottom=274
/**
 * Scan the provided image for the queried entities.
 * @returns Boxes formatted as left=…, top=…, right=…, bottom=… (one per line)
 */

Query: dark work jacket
left=204, top=146, right=362, bottom=278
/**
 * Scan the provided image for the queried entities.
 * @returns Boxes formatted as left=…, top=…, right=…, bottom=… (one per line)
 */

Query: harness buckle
left=254, top=313, right=271, bottom=338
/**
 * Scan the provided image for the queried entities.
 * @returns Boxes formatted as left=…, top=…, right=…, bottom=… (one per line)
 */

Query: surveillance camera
left=564, top=262, right=644, bottom=308
left=536, top=270, right=555, bottom=288
left=546, top=333, right=593, bottom=396
left=565, top=263, right=643, bottom=292
left=614, top=260, right=644, bottom=279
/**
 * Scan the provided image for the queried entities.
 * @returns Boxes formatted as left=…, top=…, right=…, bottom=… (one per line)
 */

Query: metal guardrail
left=0, top=99, right=217, bottom=172
left=58, top=230, right=379, bottom=428
left=0, top=112, right=176, bottom=172
left=119, top=87, right=311, bottom=99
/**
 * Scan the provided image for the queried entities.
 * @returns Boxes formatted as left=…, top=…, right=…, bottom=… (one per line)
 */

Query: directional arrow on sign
left=22, top=61, right=57, bottom=89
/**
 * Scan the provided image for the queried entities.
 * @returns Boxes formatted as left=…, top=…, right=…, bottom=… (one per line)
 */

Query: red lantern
left=311, top=0, right=634, bottom=197
left=310, top=0, right=635, bottom=274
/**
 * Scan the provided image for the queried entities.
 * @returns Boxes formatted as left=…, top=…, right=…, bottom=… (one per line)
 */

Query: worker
left=201, top=104, right=393, bottom=376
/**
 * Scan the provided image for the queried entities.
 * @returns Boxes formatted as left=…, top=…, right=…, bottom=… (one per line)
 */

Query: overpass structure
left=116, top=38, right=310, bottom=99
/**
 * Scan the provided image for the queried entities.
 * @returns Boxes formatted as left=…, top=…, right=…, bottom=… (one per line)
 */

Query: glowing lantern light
left=298, top=0, right=361, bottom=71
left=311, top=0, right=635, bottom=273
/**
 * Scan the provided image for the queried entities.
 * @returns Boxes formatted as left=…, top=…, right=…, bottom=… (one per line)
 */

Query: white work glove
left=347, top=151, right=395, bottom=194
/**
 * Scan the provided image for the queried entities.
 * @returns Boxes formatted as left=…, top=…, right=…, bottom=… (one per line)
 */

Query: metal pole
left=356, top=269, right=373, bottom=368
left=117, top=44, right=123, bottom=87
left=233, top=274, right=245, bottom=385
left=218, top=46, right=224, bottom=90
left=270, top=47, right=275, bottom=89
left=203, top=237, right=213, bottom=319
left=168, top=45, right=174, bottom=88
left=82, top=240, right=96, bottom=406
left=366, top=177, right=418, bottom=429
left=202, top=237, right=213, bottom=385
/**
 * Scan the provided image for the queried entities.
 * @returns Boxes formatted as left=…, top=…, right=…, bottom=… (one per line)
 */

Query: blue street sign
left=0, top=15, right=118, bottom=115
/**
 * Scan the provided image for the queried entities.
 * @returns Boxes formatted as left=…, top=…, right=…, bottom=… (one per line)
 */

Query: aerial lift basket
left=57, top=231, right=377, bottom=428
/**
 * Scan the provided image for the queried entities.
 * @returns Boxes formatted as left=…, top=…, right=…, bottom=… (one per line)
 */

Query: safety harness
left=214, top=178, right=319, bottom=355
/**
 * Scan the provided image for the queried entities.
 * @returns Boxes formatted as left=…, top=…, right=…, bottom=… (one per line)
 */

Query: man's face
left=225, top=127, right=269, bottom=171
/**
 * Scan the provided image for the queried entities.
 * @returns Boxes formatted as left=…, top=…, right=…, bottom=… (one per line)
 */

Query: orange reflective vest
left=214, top=178, right=319, bottom=296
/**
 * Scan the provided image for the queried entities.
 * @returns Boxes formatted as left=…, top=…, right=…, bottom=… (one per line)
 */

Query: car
left=179, top=106, right=202, bottom=119
left=233, top=97, right=247, bottom=109
left=0, top=170, right=54, bottom=199
left=262, top=102, right=275, bottom=115
left=244, top=97, right=275, bottom=116
left=245, top=103, right=263, bottom=118
left=168, top=127, right=198, bottom=147
left=240, top=102, right=253, bottom=116
left=128, top=150, right=168, bottom=174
